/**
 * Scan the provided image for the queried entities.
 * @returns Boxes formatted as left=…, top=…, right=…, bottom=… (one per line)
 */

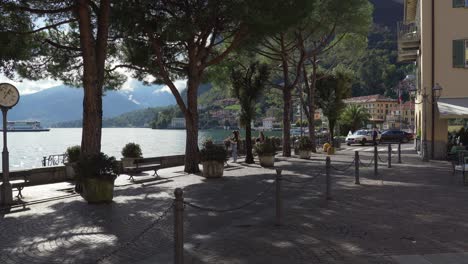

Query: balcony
left=397, top=21, right=420, bottom=63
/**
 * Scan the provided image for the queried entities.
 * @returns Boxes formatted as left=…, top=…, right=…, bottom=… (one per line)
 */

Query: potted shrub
left=254, top=137, right=276, bottom=167
left=75, top=153, right=120, bottom=203
left=200, top=140, right=227, bottom=178
left=297, top=136, right=313, bottom=159
left=65, top=145, right=80, bottom=179
left=121, top=143, right=142, bottom=168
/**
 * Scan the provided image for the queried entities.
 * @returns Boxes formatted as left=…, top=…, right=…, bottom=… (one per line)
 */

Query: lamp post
left=0, top=83, right=20, bottom=206
left=409, top=84, right=442, bottom=162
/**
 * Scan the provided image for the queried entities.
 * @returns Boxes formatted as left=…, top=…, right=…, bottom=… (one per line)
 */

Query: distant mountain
left=9, top=83, right=176, bottom=125
left=370, top=0, right=403, bottom=30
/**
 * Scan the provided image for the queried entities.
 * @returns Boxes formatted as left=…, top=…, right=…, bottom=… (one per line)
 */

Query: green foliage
left=76, top=153, right=120, bottom=182
left=200, top=139, right=228, bottom=162
left=225, top=104, right=241, bottom=111
left=254, top=137, right=277, bottom=156
left=66, top=145, right=81, bottom=163
left=121, top=143, right=143, bottom=158
left=351, top=25, right=415, bottom=97
left=316, top=67, right=353, bottom=145
left=0, top=11, right=34, bottom=78
left=340, top=104, right=371, bottom=132
left=296, top=120, right=309, bottom=127
left=298, top=136, right=314, bottom=151
left=231, top=61, right=270, bottom=127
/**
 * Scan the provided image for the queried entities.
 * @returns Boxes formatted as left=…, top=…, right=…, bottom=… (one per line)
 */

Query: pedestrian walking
left=372, top=127, right=378, bottom=145
left=230, top=130, right=240, bottom=162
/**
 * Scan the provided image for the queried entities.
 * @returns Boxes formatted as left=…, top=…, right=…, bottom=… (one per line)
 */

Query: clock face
left=0, top=83, right=20, bottom=108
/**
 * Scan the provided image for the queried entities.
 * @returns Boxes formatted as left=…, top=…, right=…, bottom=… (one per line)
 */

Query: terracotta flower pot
left=327, top=147, right=335, bottom=155
left=64, top=162, right=76, bottom=179
left=259, top=155, right=275, bottom=167
left=81, top=178, right=115, bottom=203
left=202, top=161, right=225, bottom=178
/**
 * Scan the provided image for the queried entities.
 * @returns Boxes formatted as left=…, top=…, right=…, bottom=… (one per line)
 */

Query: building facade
left=398, top=0, right=468, bottom=159
left=170, top=118, right=186, bottom=129
left=344, top=95, right=399, bottom=129
left=384, top=101, right=416, bottom=130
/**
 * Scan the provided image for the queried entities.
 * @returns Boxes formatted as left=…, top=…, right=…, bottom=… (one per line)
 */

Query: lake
left=1, top=128, right=282, bottom=170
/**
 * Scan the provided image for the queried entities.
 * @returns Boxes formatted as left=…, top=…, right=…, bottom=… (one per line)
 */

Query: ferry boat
left=2, top=121, right=50, bottom=132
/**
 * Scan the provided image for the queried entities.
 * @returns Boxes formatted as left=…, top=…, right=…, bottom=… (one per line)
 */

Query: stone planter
left=64, top=162, right=76, bottom=179
left=121, top=157, right=138, bottom=168
left=259, top=155, right=275, bottom=167
left=299, top=150, right=311, bottom=159
left=202, top=161, right=224, bottom=178
left=80, top=178, right=115, bottom=203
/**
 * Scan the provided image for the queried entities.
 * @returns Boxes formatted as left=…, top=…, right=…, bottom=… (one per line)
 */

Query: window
left=453, top=39, right=468, bottom=68
left=453, top=0, right=468, bottom=8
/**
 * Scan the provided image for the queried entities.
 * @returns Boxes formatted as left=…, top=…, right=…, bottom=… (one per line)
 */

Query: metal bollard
left=387, top=144, right=392, bottom=168
left=275, top=168, right=282, bottom=226
left=374, top=145, right=378, bottom=177
left=326, top=157, right=331, bottom=200
left=355, top=151, right=360, bottom=185
left=398, top=142, right=402, bottom=163
left=174, top=188, right=184, bottom=264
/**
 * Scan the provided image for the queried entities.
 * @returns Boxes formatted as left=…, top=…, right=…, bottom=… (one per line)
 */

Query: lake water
left=2, top=128, right=282, bottom=170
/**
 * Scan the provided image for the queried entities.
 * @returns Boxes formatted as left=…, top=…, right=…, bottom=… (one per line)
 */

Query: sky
left=0, top=73, right=186, bottom=95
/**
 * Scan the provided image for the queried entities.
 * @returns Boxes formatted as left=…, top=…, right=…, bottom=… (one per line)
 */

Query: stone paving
left=1, top=147, right=468, bottom=263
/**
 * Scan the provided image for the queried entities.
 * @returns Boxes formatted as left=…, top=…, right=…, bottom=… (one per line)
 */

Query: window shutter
left=453, top=0, right=466, bottom=7
left=453, top=40, right=465, bottom=68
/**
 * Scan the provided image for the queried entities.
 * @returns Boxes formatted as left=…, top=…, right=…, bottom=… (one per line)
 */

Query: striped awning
left=438, top=98, right=468, bottom=119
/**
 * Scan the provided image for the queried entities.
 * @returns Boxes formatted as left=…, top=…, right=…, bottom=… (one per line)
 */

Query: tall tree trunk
left=329, top=121, right=335, bottom=147
left=184, top=73, right=200, bottom=173
left=245, top=122, right=254, bottom=164
left=81, top=81, right=103, bottom=156
left=76, top=0, right=106, bottom=156
left=282, top=88, right=292, bottom=157
left=303, top=63, right=316, bottom=153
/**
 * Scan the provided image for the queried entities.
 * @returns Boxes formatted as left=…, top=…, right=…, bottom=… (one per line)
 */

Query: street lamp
left=409, top=84, right=443, bottom=162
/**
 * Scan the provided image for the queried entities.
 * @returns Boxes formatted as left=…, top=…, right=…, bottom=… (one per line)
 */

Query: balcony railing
left=397, top=21, right=420, bottom=43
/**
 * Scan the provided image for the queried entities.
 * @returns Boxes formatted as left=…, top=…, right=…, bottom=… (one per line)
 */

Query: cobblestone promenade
left=1, top=148, right=468, bottom=263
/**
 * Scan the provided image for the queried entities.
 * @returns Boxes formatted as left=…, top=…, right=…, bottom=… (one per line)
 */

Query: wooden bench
left=1, top=166, right=68, bottom=198
left=9, top=170, right=32, bottom=198
left=123, top=155, right=185, bottom=181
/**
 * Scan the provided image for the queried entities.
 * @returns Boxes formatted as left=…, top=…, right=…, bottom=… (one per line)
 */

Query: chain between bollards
left=387, top=144, right=392, bottom=168
left=354, top=151, right=360, bottom=185
left=325, top=156, right=331, bottom=200
left=174, top=188, right=184, bottom=264
left=398, top=142, right=402, bottom=163
left=275, top=168, right=282, bottom=226
left=374, top=145, right=378, bottom=178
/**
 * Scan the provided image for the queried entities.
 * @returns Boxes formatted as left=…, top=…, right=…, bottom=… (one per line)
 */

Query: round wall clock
left=0, top=83, right=20, bottom=108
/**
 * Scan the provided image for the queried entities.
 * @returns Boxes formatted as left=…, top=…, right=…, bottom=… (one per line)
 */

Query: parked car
left=346, top=130, right=381, bottom=146
left=380, top=130, right=414, bottom=143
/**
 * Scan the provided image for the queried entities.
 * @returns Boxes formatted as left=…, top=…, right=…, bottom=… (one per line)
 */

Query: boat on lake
left=2, top=121, right=50, bottom=132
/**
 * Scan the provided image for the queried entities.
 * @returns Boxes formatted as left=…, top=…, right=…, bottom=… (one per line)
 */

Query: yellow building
left=385, top=102, right=416, bottom=130
left=344, top=95, right=399, bottom=128
left=398, top=0, right=468, bottom=160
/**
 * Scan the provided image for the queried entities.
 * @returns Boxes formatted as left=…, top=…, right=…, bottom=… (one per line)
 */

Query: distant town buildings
left=344, top=95, right=399, bottom=128
left=384, top=101, right=415, bottom=130
left=170, top=117, right=185, bottom=129
left=262, top=117, right=276, bottom=130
